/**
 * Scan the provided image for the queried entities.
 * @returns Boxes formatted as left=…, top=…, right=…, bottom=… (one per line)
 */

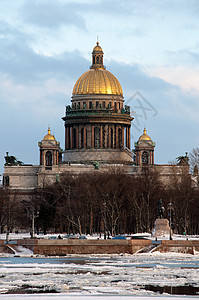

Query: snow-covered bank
left=0, top=294, right=198, bottom=299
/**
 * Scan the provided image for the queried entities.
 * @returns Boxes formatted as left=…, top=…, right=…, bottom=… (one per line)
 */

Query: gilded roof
left=43, top=128, right=55, bottom=141
left=92, top=42, right=103, bottom=52
left=139, top=128, right=151, bottom=141
left=72, top=68, right=123, bottom=96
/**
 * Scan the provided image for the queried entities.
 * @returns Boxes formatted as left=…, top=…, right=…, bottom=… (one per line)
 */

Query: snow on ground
left=0, top=295, right=198, bottom=299
left=0, top=232, right=199, bottom=241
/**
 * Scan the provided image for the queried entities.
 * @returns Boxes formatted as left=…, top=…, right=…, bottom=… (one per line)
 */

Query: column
left=56, top=151, right=58, bottom=165
left=91, top=125, right=94, bottom=148
left=108, top=125, right=111, bottom=148
left=115, top=125, right=118, bottom=148
left=53, top=151, right=56, bottom=165
left=121, top=125, right=124, bottom=147
left=128, top=126, right=131, bottom=149
left=125, top=126, right=128, bottom=148
left=83, top=126, right=86, bottom=148
left=66, top=126, right=69, bottom=150
left=100, top=124, right=103, bottom=148
left=70, top=126, right=73, bottom=149
left=76, top=125, right=79, bottom=149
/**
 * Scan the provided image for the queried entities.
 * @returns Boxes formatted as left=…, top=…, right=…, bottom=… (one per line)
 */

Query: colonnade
left=65, top=124, right=131, bottom=150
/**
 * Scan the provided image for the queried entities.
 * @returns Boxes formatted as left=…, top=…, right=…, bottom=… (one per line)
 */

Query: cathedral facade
left=3, top=43, right=189, bottom=193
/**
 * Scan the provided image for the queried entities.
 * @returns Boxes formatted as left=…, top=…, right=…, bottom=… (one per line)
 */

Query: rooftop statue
left=4, top=152, right=23, bottom=166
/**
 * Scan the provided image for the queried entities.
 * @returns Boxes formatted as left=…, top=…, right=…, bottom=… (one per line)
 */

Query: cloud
left=0, top=21, right=89, bottom=84
left=20, top=0, right=86, bottom=30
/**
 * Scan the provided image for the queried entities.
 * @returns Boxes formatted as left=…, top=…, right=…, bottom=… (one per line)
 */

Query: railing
left=65, top=106, right=131, bottom=116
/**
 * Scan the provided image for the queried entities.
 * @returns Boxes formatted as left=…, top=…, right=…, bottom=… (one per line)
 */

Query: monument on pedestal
left=152, top=199, right=172, bottom=238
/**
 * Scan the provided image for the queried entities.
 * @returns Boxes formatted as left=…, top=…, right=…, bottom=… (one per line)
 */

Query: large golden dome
left=72, top=42, right=123, bottom=96
left=73, top=69, right=123, bottom=96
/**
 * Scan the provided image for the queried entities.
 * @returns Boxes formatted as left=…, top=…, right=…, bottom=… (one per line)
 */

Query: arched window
left=142, top=151, right=149, bottom=165
left=94, top=127, right=100, bottom=148
left=81, top=128, right=84, bottom=148
left=111, top=128, right=113, bottom=148
left=46, top=151, right=52, bottom=166
left=93, top=56, right=95, bottom=64
left=118, top=128, right=122, bottom=148
left=73, top=128, right=76, bottom=149
left=96, top=56, right=99, bottom=63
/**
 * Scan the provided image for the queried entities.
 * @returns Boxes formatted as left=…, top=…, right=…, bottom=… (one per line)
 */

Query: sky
left=1, top=0, right=199, bottom=175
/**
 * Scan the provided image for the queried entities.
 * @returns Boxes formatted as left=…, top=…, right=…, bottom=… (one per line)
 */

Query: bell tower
left=38, top=128, right=62, bottom=167
left=134, top=128, right=155, bottom=165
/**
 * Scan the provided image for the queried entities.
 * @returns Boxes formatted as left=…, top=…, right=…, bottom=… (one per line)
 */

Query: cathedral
left=3, top=42, right=188, bottom=194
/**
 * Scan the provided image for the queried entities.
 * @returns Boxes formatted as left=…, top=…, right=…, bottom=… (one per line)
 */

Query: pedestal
left=152, top=218, right=172, bottom=237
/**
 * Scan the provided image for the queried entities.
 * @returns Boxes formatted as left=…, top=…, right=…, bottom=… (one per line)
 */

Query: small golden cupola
left=38, top=128, right=62, bottom=167
left=138, top=128, right=152, bottom=141
left=134, top=128, right=155, bottom=166
left=91, top=42, right=104, bottom=69
left=43, top=127, right=55, bottom=141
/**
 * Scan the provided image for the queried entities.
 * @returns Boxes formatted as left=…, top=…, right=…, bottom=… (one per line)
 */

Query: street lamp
left=168, top=200, right=173, bottom=240
left=103, top=201, right=107, bottom=240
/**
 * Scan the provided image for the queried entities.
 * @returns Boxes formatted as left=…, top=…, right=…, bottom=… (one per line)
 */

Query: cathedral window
left=94, top=127, right=100, bottom=148
left=3, top=176, right=9, bottom=187
left=142, top=151, right=149, bottom=165
left=118, top=128, right=122, bottom=147
left=89, top=102, right=92, bottom=109
left=102, top=101, right=106, bottom=108
left=46, top=151, right=52, bottom=166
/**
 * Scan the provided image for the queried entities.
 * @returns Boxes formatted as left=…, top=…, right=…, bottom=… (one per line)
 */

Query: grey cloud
left=21, top=0, right=86, bottom=30
left=0, top=24, right=89, bottom=84
left=108, top=61, right=171, bottom=94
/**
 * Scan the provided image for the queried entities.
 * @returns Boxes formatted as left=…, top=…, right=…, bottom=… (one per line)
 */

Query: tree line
left=0, top=166, right=199, bottom=236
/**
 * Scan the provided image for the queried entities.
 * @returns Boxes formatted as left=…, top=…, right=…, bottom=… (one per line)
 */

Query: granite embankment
left=1, top=239, right=199, bottom=255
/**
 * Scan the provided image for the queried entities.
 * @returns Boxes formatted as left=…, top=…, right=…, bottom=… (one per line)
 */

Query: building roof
left=72, top=42, right=123, bottom=96
left=138, top=128, right=152, bottom=141
left=43, top=128, right=55, bottom=141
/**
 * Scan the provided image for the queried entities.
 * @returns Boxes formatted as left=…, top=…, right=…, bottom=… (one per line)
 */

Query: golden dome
left=43, top=128, right=55, bottom=141
left=73, top=69, right=123, bottom=95
left=139, top=128, right=151, bottom=141
left=72, top=42, right=123, bottom=96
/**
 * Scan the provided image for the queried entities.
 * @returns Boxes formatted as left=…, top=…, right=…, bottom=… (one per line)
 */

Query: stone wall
left=63, top=148, right=132, bottom=163
left=32, top=239, right=151, bottom=255
left=155, top=240, right=199, bottom=254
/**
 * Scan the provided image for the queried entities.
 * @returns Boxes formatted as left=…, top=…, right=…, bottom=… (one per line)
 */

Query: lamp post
left=168, top=201, right=173, bottom=240
left=103, top=200, right=107, bottom=240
